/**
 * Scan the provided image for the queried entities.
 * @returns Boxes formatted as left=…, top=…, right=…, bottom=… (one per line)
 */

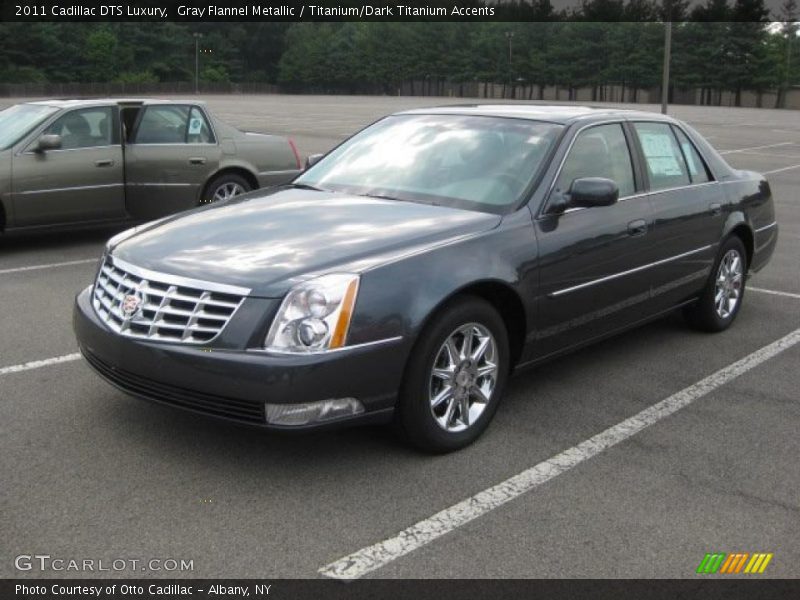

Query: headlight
left=265, top=274, right=360, bottom=353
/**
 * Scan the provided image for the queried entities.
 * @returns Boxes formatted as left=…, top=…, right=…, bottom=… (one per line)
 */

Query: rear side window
left=633, top=122, right=691, bottom=191
left=555, top=123, right=636, bottom=198
left=187, top=106, right=214, bottom=143
left=672, top=126, right=712, bottom=184
left=134, top=105, right=215, bottom=144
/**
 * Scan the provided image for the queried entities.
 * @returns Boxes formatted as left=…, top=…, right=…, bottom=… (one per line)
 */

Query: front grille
left=83, top=348, right=266, bottom=424
left=92, top=256, right=247, bottom=344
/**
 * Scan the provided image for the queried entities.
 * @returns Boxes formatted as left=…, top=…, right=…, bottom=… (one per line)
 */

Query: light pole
left=783, top=25, right=795, bottom=108
left=193, top=33, right=203, bottom=94
left=661, top=21, right=672, bottom=115
left=505, top=31, right=514, bottom=99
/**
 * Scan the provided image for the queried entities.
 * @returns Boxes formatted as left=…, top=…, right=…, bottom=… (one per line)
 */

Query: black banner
left=0, top=0, right=793, bottom=22
left=3, top=579, right=800, bottom=600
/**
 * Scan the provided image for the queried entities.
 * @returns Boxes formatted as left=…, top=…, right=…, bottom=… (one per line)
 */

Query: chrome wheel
left=212, top=182, right=245, bottom=202
left=714, top=249, right=744, bottom=319
left=429, top=323, right=498, bottom=433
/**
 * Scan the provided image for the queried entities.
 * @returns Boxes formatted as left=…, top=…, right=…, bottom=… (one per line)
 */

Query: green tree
left=84, top=27, right=126, bottom=82
left=775, top=0, right=800, bottom=107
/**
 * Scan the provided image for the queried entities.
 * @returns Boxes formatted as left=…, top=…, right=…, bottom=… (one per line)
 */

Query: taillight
left=288, top=138, right=301, bottom=169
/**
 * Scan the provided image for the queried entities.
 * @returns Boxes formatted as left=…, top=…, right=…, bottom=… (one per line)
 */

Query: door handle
left=95, top=159, right=114, bottom=167
left=709, top=202, right=722, bottom=216
left=189, top=157, right=207, bottom=165
left=627, top=219, right=648, bottom=236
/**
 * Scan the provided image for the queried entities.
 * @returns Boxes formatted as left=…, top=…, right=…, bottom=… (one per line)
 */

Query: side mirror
left=305, top=153, right=324, bottom=169
left=568, top=177, right=619, bottom=208
left=36, top=134, right=62, bottom=152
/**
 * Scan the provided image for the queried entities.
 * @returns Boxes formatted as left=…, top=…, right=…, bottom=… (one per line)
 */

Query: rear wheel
left=201, top=173, right=252, bottom=205
left=395, top=297, right=510, bottom=453
left=684, top=236, right=747, bottom=332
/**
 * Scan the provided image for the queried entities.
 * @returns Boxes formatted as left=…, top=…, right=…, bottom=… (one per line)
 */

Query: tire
left=201, top=173, right=252, bottom=205
left=395, top=296, right=510, bottom=453
left=684, top=236, right=747, bottom=332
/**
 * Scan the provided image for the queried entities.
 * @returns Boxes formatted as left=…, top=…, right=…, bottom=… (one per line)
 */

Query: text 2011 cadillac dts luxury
left=73, top=105, right=777, bottom=452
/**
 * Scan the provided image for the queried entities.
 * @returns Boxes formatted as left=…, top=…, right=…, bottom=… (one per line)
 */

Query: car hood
left=112, top=188, right=501, bottom=297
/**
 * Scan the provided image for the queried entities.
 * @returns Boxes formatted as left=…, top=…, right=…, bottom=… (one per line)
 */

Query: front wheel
left=395, top=297, right=510, bottom=453
left=201, top=173, right=252, bottom=205
left=684, top=236, right=747, bottom=332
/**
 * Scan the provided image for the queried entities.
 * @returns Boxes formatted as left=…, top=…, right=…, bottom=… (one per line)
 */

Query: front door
left=11, top=106, right=125, bottom=227
left=532, top=122, right=657, bottom=358
left=125, top=104, right=221, bottom=220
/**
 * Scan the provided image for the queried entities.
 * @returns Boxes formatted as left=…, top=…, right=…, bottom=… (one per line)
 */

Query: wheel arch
left=415, top=279, right=527, bottom=370
left=200, top=166, right=259, bottom=202
left=722, top=212, right=754, bottom=269
left=730, top=224, right=754, bottom=269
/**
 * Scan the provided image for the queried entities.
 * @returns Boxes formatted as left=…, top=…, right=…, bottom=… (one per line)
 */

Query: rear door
left=629, top=121, right=724, bottom=311
left=124, top=104, right=221, bottom=219
left=532, top=122, right=658, bottom=357
left=11, top=105, right=125, bottom=226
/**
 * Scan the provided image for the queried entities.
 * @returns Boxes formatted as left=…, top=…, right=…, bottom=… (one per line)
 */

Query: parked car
left=73, top=105, right=777, bottom=452
left=0, top=99, right=301, bottom=232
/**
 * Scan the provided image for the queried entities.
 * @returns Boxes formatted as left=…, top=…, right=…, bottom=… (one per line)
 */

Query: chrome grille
left=92, top=256, right=248, bottom=344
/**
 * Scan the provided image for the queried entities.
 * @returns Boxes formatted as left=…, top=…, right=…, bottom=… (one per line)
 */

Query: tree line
left=1, top=0, right=798, bottom=107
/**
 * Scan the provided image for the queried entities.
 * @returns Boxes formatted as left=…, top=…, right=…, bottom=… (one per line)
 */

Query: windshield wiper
left=359, top=192, right=444, bottom=207
left=286, top=182, right=326, bottom=192
left=358, top=192, right=404, bottom=202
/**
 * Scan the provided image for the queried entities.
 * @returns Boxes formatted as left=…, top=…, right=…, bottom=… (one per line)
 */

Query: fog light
left=265, top=398, right=364, bottom=426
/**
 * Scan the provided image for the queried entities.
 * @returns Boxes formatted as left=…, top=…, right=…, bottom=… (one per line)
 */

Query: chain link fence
left=3, top=80, right=800, bottom=109
left=0, top=82, right=279, bottom=97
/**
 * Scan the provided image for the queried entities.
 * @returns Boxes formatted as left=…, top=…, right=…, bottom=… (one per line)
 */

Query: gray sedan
left=0, top=98, right=301, bottom=232
left=74, top=105, right=777, bottom=452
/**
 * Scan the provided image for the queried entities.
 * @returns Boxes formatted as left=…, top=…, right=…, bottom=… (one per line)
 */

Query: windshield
left=0, top=104, right=59, bottom=150
left=295, top=114, right=563, bottom=213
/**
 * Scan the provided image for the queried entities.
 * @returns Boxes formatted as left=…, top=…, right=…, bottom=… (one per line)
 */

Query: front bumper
left=73, top=286, right=405, bottom=430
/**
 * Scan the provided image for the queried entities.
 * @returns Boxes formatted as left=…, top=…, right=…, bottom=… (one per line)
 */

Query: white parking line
left=750, top=287, right=800, bottom=300
left=0, top=353, right=81, bottom=376
left=763, top=163, right=800, bottom=175
left=738, top=151, right=800, bottom=159
left=719, top=142, right=794, bottom=155
left=0, top=258, right=97, bottom=275
left=319, top=326, right=800, bottom=580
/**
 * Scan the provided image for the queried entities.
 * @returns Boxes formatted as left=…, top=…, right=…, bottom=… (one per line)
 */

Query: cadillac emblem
left=120, top=289, right=144, bottom=319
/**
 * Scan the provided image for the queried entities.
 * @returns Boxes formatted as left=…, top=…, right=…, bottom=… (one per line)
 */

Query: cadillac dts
left=73, top=105, right=777, bottom=452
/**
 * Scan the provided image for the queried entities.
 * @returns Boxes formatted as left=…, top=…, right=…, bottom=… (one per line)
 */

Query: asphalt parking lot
left=1, top=95, right=798, bottom=579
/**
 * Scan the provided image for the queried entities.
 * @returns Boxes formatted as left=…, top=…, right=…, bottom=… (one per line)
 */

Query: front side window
left=134, top=105, right=214, bottom=144
left=0, top=104, right=59, bottom=150
left=44, top=107, right=114, bottom=150
left=295, top=114, right=563, bottom=214
left=633, top=122, right=691, bottom=191
left=554, top=123, right=636, bottom=199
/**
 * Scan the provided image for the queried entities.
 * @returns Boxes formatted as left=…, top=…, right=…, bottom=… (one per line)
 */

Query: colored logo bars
left=697, top=552, right=773, bottom=574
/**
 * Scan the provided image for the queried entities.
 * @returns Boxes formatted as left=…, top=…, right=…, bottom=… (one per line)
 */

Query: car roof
left=23, top=98, right=207, bottom=108
left=396, top=104, right=675, bottom=125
